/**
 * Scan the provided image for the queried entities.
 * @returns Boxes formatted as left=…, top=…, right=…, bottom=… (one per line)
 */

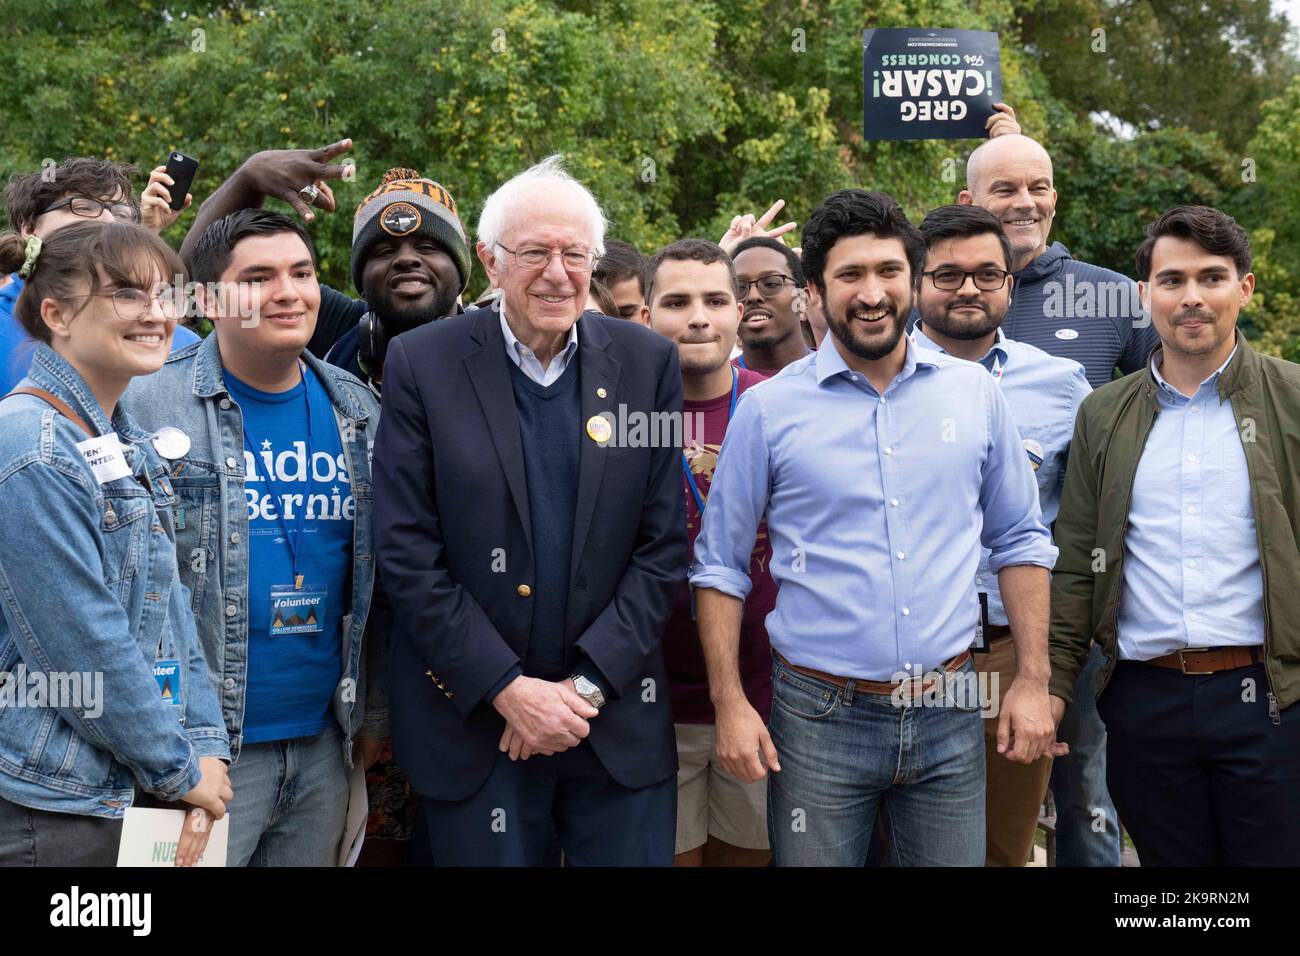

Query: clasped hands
left=493, top=676, right=599, bottom=761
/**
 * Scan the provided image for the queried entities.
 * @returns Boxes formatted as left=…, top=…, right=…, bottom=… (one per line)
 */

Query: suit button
left=517, top=584, right=532, bottom=597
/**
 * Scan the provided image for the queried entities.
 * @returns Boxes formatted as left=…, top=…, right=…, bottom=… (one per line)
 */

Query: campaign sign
left=863, top=28, right=1002, bottom=140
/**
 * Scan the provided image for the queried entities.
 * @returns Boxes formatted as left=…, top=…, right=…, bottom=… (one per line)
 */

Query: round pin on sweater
left=151, top=426, right=192, bottom=460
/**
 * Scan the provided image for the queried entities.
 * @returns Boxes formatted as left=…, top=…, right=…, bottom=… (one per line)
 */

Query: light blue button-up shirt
left=689, top=336, right=1057, bottom=680
left=498, top=301, right=579, bottom=387
left=1117, top=345, right=1264, bottom=659
left=913, top=324, right=1091, bottom=626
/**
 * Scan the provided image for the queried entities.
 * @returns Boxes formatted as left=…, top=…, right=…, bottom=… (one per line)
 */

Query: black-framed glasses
left=737, top=274, right=800, bottom=299
left=68, top=286, right=188, bottom=321
left=922, top=268, right=1010, bottom=291
left=41, top=196, right=141, bottom=224
left=496, top=241, right=600, bottom=272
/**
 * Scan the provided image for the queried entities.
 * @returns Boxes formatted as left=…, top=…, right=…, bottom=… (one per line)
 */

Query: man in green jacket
left=1048, top=205, right=1300, bottom=866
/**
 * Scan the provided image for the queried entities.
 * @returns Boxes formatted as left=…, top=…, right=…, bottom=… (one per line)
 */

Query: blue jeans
left=1049, top=644, right=1121, bottom=866
left=226, top=724, right=348, bottom=867
left=767, top=656, right=985, bottom=866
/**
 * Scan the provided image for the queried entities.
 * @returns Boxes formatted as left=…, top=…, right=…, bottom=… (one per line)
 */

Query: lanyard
left=237, top=361, right=314, bottom=588
left=681, top=366, right=738, bottom=515
left=735, top=354, right=746, bottom=370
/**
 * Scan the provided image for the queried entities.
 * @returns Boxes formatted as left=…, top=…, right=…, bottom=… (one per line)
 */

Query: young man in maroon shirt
left=642, top=239, right=778, bottom=866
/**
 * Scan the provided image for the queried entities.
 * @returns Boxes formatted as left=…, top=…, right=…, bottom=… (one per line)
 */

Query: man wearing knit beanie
left=318, top=166, right=470, bottom=387
left=178, top=142, right=470, bottom=391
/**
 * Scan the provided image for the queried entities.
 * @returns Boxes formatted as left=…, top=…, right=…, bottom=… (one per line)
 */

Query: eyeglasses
left=737, top=274, right=800, bottom=299
left=69, top=286, right=189, bottom=321
left=922, top=268, right=1010, bottom=291
left=41, top=196, right=142, bottom=224
left=496, top=242, right=600, bottom=272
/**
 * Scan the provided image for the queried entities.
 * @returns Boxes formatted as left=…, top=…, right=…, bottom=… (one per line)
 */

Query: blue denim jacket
left=0, top=346, right=231, bottom=818
left=121, top=334, right=386, bottom=766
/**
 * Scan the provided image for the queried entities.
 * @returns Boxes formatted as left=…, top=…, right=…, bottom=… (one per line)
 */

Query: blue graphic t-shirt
left=1, top=272, right=200, bottom=393
left=224, top=364, right=353, bottom=744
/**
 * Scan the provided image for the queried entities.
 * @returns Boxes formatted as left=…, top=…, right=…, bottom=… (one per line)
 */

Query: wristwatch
left=571, top=675, right=606, bottom=710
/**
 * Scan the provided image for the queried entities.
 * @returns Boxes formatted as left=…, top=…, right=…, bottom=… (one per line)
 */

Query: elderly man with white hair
left=372, top=156, right=687, bottom=865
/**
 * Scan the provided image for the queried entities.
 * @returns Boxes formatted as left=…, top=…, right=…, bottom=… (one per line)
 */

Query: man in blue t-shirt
left=123, top=209, right=385, bottom=866
left=1, top=157, right=198, bottom=393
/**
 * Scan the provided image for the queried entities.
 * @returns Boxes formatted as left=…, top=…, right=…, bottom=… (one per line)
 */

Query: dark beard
left=917, top=300, right=1004, bottom=341
left=824, top=296, right=910, bottom=361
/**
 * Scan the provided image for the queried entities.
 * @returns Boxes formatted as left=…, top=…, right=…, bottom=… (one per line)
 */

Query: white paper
left=116, top=806, right=228, bottom=867
left=339, top=759, right=370, bottom=867
left=76, top=433, right=132, bottom=484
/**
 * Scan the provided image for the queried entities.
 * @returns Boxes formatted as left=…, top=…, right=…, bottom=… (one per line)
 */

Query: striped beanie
left=351, top=167, right=471, bottom=297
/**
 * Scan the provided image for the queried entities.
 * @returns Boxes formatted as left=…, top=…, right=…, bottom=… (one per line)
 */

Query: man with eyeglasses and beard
left=911, top=205, right=1090, bottom=867
left=691, top=189, right=1059, bottom=866
left=730, top=237, right=811, bottom=377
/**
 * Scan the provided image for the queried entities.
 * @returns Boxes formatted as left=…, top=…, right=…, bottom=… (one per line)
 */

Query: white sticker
left=76, top=434, right=132, bottom=484
left=1054, top=328, right=1079, bottom=340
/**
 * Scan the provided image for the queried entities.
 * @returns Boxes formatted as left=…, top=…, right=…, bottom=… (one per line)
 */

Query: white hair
left=476, top=154, right=607, bottom=266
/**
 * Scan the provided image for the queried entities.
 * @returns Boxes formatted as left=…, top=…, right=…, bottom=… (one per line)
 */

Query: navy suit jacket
left=372, top=305, right=686, bottom=801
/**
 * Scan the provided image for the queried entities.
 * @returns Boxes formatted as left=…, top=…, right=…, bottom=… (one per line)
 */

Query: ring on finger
left=298, top=183, right=321, bottom=203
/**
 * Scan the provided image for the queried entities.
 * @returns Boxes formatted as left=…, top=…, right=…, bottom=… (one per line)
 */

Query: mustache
left=1174, top=308, right=1216, bottom=324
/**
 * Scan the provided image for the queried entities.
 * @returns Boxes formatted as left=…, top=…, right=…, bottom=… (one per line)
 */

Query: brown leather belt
left=1142, top=645, right=1261, bottom=675
left=776, top=649, right=972, bottom=698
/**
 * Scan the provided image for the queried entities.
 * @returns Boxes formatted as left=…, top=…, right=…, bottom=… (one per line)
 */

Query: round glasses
left=71, top=286, right=189, bottom=321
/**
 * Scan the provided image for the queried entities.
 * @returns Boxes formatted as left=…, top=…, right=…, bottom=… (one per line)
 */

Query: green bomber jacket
left=1048, top=333, right=1300, bottom=715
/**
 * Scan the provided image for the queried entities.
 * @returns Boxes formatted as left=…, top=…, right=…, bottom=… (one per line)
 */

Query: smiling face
left=42, top=262, right=175, bottom=386
left=733, top=245, right=806, bottom=351
left=916, top=233, right=1013, bottom=342
left=820, top=233, right=914, bottom=362
left=962, top=136, right=1057, bottom=270
left=206, top=231, right=320, bottom=366
left=1140, top=235, right=1253, bottom=363
left=477, top=189, right=595, bottom=343
left=361, top=235, right=460, bottom=332
left=646, top=258, right=742, bottom=377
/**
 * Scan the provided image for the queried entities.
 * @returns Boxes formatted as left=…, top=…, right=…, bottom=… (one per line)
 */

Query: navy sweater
left=509, top=358, right=581, bottom=681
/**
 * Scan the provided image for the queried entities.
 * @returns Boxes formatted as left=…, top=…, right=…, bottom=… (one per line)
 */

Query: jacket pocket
left=99, top=489, right=151, bottom=596
left=168, top=467, right=220, bottom=612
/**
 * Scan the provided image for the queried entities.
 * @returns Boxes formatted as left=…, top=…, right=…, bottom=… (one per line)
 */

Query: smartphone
left=162, top=151, right=199, bottom=211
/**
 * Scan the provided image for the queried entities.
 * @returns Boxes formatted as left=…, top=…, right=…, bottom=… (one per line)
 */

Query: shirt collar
left=1150, top=339, right=1239, bottom=399
left=911, top=322, right=1010, bottom=377
left=497, top=298, right=579, bottom=363
left=815, top=332, right=939, bottom=389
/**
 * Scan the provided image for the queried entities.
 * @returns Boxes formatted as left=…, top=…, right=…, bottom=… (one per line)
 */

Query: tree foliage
left=0, top=0, right=1294, bottom=355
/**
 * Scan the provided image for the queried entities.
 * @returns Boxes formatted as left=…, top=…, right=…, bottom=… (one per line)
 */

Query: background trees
left=2, top=0, right=1294, bottom=355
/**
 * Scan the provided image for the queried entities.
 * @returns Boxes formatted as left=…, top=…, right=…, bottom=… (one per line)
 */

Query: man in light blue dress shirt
left=689, top=190, right=1060, bottom=866
left=912, top=204, right=1093, bottom=867
left=1049, top=206, right=1300, bottom=865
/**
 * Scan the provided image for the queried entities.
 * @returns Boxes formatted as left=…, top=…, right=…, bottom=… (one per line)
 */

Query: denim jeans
left=767, top=655, right=985, bottom=866
left=1049, top=643, right=1121, bottom=866
left=226, top=724, right=348, bottom=867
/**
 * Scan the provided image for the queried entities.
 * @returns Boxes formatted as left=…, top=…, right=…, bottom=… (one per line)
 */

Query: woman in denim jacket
left=0, top=222, right=232, bottom=866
